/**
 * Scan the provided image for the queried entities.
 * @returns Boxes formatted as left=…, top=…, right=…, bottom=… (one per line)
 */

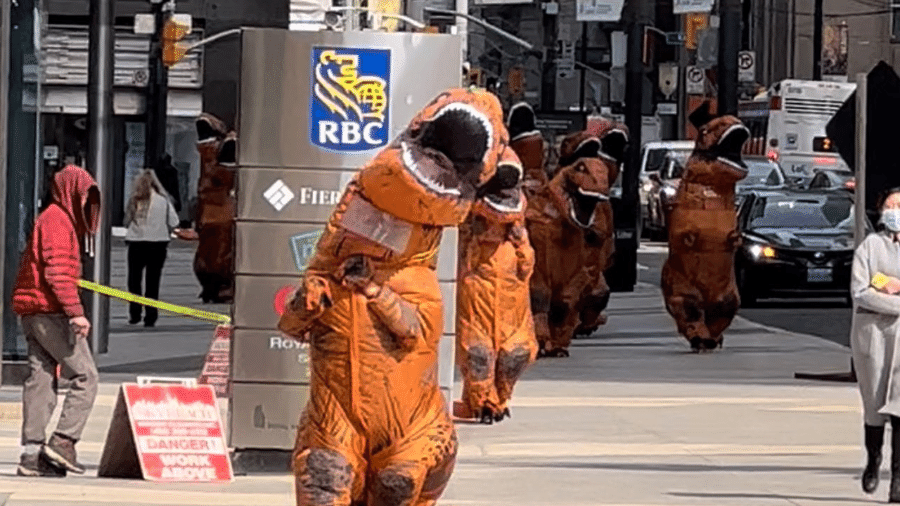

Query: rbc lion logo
left=310, top=47, right=391, bottom=152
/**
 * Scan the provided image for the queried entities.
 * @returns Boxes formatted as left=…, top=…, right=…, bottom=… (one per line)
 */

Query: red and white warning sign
left=198, top=324, right=232, bottom=398
left=98, top=381, right=233, bottom=482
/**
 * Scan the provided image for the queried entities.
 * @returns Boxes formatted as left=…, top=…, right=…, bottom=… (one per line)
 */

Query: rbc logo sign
left=310, top=47, right=391, bottom=152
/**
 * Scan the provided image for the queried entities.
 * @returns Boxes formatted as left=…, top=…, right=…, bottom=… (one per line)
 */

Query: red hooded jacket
left=13, top=165, right=101, bottom=317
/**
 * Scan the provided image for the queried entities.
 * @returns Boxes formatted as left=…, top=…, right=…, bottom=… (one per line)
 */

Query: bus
left=739, top=79, right=856, bottom=183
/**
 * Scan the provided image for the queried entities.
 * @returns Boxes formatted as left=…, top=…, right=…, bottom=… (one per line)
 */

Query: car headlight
left=662, top=186, right=677, bottom=197
left=747, top=243, right=777, bottom=260
left=642, top=181, right=653, bottom=193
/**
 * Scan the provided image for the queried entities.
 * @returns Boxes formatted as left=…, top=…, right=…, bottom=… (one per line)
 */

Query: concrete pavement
left=0, top=240, right=877, bottom=505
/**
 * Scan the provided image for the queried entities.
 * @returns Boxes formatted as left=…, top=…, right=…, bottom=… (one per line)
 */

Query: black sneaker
left=17, top=452, right=66, bottom=477
left=42, top=434, right=85, bottom=474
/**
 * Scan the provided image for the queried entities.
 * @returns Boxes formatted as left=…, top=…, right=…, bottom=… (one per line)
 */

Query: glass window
left=894, top=4, right=900, bottom=41
left=748, top=196, right=853, bottom=229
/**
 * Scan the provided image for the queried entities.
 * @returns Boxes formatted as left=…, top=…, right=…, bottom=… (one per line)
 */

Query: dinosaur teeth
left=401, top=141, right=461, bottom=197
left=577, top=188, right=609, bottom=201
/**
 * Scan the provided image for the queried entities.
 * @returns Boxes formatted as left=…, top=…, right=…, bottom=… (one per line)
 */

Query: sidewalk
left=0, top=241, right=874, bottom=505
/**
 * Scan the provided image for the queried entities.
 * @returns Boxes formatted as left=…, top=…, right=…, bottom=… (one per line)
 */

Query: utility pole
left=812, top=0, right=823, bottom=80
left=540, top=3, right=558, bottom=111
left=85, top=0, right=114, bottom=354
left=717, top=0, right=740, bottom=116
left=579, top=22, right=588, bottom=112
left=620, top=0, right=653, bottom=291
left=146, top=0, right=173, bottom=172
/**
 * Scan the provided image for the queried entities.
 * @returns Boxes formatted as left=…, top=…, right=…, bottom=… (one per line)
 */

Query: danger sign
left=98, top=382, right=233, bottom=483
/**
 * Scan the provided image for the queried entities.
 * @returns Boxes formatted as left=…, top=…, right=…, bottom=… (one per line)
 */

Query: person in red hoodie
left=12, top=163, right=100, bottom=477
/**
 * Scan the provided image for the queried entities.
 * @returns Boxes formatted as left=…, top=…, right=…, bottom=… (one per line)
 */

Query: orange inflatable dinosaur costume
left=514, top=118, right=628, bottom=358
left=456, top=148, right=537, bottom=425
left=194, top=114, right=237, bottom=303
left=278, top=88, right=509, bottom=506
left=661, top=102, right=750, bottom=352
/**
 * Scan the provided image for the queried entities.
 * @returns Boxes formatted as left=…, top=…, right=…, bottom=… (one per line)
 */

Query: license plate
left=807, top=267, right=833, bottom=283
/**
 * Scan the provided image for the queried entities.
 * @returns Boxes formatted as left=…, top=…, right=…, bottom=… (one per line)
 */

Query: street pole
left=86, top=0, right=114, bottom=354
left=540, top=5, right=558, bottom=111
left=717, top=0, right=740, bottom=116
left=0, top=0, right=9, bottom=377
left=812, top=0, right=823, bottom=80
left=145, top=0, right=172, bottom=173
left=579, top=22, right=588, bottom=112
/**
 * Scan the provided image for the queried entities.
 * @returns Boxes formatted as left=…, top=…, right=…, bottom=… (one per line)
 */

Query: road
left=636, top=242, right=853, bottom=348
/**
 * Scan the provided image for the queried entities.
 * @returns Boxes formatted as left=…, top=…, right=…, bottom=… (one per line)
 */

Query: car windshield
left=646, top=147, right=692, bottom=174
left=747, top=195, right=853, bottom=230
left=663, top=151, right=691, bottom=179
left=737, top=160, right=784, bottom=189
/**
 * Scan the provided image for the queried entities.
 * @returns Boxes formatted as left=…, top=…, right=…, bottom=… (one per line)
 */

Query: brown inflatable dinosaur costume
left=456, top=148, right=537, bottom=425
left=562, top=124, right=629, bottom=338
left=514, top=118, right=628, bottom=358
left=277, top=88, right=510, bottom=506
left=194, top=114, right=237, bottom=303
left=506, top=102, right=547, bottom=201
left=661, top=101, right=750, bottom=352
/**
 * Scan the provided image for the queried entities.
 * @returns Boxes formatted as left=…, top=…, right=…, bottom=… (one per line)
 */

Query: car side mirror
left=649, top=172, right=661, bottom=183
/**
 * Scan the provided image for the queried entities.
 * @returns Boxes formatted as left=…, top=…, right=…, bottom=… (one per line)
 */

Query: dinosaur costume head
left=684, top=101, right=750, bottom=187
left=473, top=147, right=525, bottom=221
left=548, top=127, right=629, bottom=229
left=358, top=88, right=508, bottom=226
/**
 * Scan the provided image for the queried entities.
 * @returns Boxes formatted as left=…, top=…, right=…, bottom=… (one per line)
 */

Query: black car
left=806, top=168, right=855, bottom=192
left=735, top=190, right=863, bottom=306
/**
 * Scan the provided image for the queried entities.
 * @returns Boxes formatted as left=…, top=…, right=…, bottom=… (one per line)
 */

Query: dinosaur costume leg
left=661, top=257, right=712, bottom=350
left=495, top=320, right=536, bottom=413
left=456, top=274, right=502, bottom=421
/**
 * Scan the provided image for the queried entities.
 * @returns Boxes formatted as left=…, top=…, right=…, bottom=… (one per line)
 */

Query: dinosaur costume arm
left=366, top=283, right=440, bottom=351
left=278, top=275, right=333, bottom=341
left=851, top=237, right=900, bottom=316
left=510, top=223, right=535, bottom=281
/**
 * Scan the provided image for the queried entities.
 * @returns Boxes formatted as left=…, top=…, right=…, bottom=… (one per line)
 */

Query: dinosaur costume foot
left=479, top=407, right=495, bottom=425
left=689, top=337, right=721, bottom=353
left=494, top=408, right=511, bottom=423
left=538, top=348, right=570, bottom=358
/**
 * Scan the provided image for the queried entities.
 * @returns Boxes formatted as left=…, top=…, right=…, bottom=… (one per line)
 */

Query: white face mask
left=883, top=209, right=900, bottom=232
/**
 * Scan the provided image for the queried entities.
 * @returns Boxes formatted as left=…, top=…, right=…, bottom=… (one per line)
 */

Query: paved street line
left=472, top=442, right=858, bottom=458
left=508, top=396, right=855, bottom=408
left=0, top=478, right=292, bottom=506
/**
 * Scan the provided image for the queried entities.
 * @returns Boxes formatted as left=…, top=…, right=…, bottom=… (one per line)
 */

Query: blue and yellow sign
left=310, top=47, right=391, bottom=152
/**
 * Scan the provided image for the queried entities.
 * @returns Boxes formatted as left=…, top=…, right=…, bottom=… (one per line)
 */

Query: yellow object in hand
left=872, top=272, right=890, bottom=290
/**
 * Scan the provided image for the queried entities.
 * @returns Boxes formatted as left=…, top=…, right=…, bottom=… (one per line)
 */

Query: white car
left=639, top=141, right=694, bottom=236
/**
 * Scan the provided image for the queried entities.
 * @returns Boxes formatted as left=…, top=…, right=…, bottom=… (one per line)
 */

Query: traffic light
left=685, top=13, right=708, bottom=50
left=162, top=17, right=190, bottom=67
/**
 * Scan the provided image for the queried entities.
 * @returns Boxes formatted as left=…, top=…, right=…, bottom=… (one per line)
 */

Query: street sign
left=576, top=0, right=626, bottom=22
left=659, top=63, right=678, bottom=99
left=556, top=40, right=576, bottom=80
left=696, top=29, right=718, bottom=69
left=739, top=50, right=756, bottom=82
left=686, top=65, right=705, bottom=94
left=134, top=14, right=155, bottom=35
left=535, top=111, right=587, bottom=135
left=98, top=382, right=233, bottom=482
left=674, top=0, right=714, bottom=14
left=658, top=103, right=678, bottom=116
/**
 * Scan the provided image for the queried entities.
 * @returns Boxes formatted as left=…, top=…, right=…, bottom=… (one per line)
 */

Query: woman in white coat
left=852, top=187, right=900, bottom=500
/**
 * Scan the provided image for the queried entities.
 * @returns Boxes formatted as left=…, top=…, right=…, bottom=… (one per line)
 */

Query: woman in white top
left=124, top=169, right=180, bottom=327
left=852, top=187, right=900, bottom=501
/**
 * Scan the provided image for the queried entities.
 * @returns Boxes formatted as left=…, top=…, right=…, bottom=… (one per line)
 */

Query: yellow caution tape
left=77, top=279, right=231, bottom=325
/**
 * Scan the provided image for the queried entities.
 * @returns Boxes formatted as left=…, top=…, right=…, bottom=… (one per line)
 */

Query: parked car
left=806, top=168, right=855, bottom=192
left=735, top=189, right=865, bottom=306
left=639, top=141, right=694, bottom=235
left=644, top=149, right=690, bottom=241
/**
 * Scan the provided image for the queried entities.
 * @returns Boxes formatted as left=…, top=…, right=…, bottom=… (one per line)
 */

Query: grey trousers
left=20, top=314, right=99, bottom=445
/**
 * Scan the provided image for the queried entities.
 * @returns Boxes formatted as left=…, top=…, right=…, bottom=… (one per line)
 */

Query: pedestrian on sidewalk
left=124, top=169, right=180, bottom=327
left=12, top=163, right=101, bottom=477
left=850, top=186, right=900, bottom=501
